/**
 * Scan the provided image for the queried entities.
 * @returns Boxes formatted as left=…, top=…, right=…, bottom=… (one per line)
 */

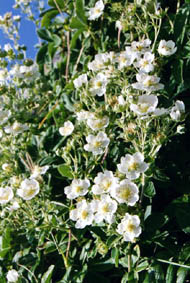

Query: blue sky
left=0, top=0, right=43, bottom=59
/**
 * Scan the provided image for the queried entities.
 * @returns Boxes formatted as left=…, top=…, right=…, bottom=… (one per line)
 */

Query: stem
left=65, top=31, right=71, bottom=82
left=66, top=229, right=72, bottom=259
left=140, top=173, right=145, bottom=203
left=17, top=263, right=38, bottom=283
left=74, top=44, right=85, bottom=72
left=53, top=0, right=64, bottom=16
left=157, top=258, right=190, bottom=269
left=128, top=243, right=131, bottom=273
left=151, top=17, right=162, bottom=52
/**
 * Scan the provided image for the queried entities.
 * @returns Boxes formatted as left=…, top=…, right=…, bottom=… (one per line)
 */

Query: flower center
left=139, top=103, right=149, bottom=113
left=81, top=210, right=88, bottom=220
left=126, top=221, right=135, bottom=232
left=120, top=187, right=131, bottom=200
left=102, top=203, right=109, bottom=213
left=93, top=140, right=102, bottom=148
left=102, top=179, right=111, bottom=191
left=128, top=162, right=138, bottom=171
left=75, top=186, right=82, bottom=193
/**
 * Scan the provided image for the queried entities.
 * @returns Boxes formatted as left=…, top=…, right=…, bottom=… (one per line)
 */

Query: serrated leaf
left=57, top=164, right=73, bottom=179
left=41, top=265, right=55, bottom=283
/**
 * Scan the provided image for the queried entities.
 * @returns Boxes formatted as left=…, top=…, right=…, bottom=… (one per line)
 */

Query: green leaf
left=36, top=44, right=48, bottom=65
left=57, top=164, right=73, bottom=179
left=176, top=267, right=189, bottom=283
left=41, top=9, right=59, bottom=28
left=0, top=229, right=11, bottom=259
left=136, top=260, right=149, bottom=272
left=165, top=265, right=176, bottom=283
left=70, top=28, right=84, bottom=48
left=70, top=16, right=87, bottom=29
left=172, top=59, right=184, bottom=84
left=174, top=5, right=190, bottom=45
left=111, top=247, right=119, bottom=267
left=52, top=34, right=62, bottom=47
left=76, top=0, right=87, bottom=24
left=41, top=265, right=55, bottom=283
left=48, top=0, right=65, bottom=9
left=144, top=181, right=156, bottom=198
left=37, top=28, right=53, bottom=42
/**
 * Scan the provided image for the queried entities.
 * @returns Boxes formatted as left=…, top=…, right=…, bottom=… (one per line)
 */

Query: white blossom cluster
left=66, top=157, right=148, bottom=242
left=63, top=37, right=185, bottom=243
left=73, top=38, right=184, bottom=123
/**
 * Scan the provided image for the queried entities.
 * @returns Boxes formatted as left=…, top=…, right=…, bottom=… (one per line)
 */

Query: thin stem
left=151, top=17, right=162, bottom=52
left=157, top=258, right=190, bottom=269
left=74, top=44, right=85, bottom=72
left=53, top=0, right=64, bottom=16
left=17, top=263, right=38, bottom=283
left=65, top=31, right=71, bottom=82
left=140, top=173, right=145, bottom=203
left=66, top=229, right=72, bottom=259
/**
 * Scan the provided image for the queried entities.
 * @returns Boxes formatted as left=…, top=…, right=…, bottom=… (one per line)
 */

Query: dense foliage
left=0, top=0, right=190, bottom=282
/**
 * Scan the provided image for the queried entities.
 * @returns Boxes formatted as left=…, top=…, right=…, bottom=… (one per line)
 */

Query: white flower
left=170, top=100, right=185, bottom=121
left=117, top=213, right=142, bottom=242
left=30, top=165, right=49, bottom=179
left=117, top=152, right=149, bottom=180
left=130, top=95, right=158, bottom=116
left=64, top=179, right=90, bottom=199
left=7, top=201, right=20, bottom=211
left=91, top=194, right=117, bottom=224
left=131, top=39, right=151, bottom=54
left=17, top=179, right=40, bottom=200
left=13, top=15, right=21, bottom=21
left=73, top=74, right=87, bottom=88
left=88, top=53, right=110, bottom=71
left=116, top=51, right=134, bottom=69
left=153, top=108, right=169, bottom=116
left=59, top=121, right=74, bottom=136
left=84, top=131, right=110, bottom=155
left=0, top=69, right=8, bottom=82
left=4, top=43, right=12, bottom=52
left=6, top=269, right=19, bottom=282
left=0, top=109, right=11, bottom=124
left=134, top=52, right=154, bottom=73
left=87, top=115, right=109, bottom=131
left=2, top=163, right=12, bottom=172
left=158, top=40, right=177, bottom=56
left=88, top=0, right=104, bottom=21
left=70, top=200, right=94, bottom=229
left=4, top=121, right=28, bottom=135
left=111, top=179, right=139, bottom=206
left=0, top=187, right=14, bottom=204
left=92, top=170, right=118, bottom=195
left=76, top=110, right=94, bottom=122
left=89, top=73, right=108, bottom=96
left=117, top=95, right=126, bottom=106
left=132, top=73, right=164, bottom=92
